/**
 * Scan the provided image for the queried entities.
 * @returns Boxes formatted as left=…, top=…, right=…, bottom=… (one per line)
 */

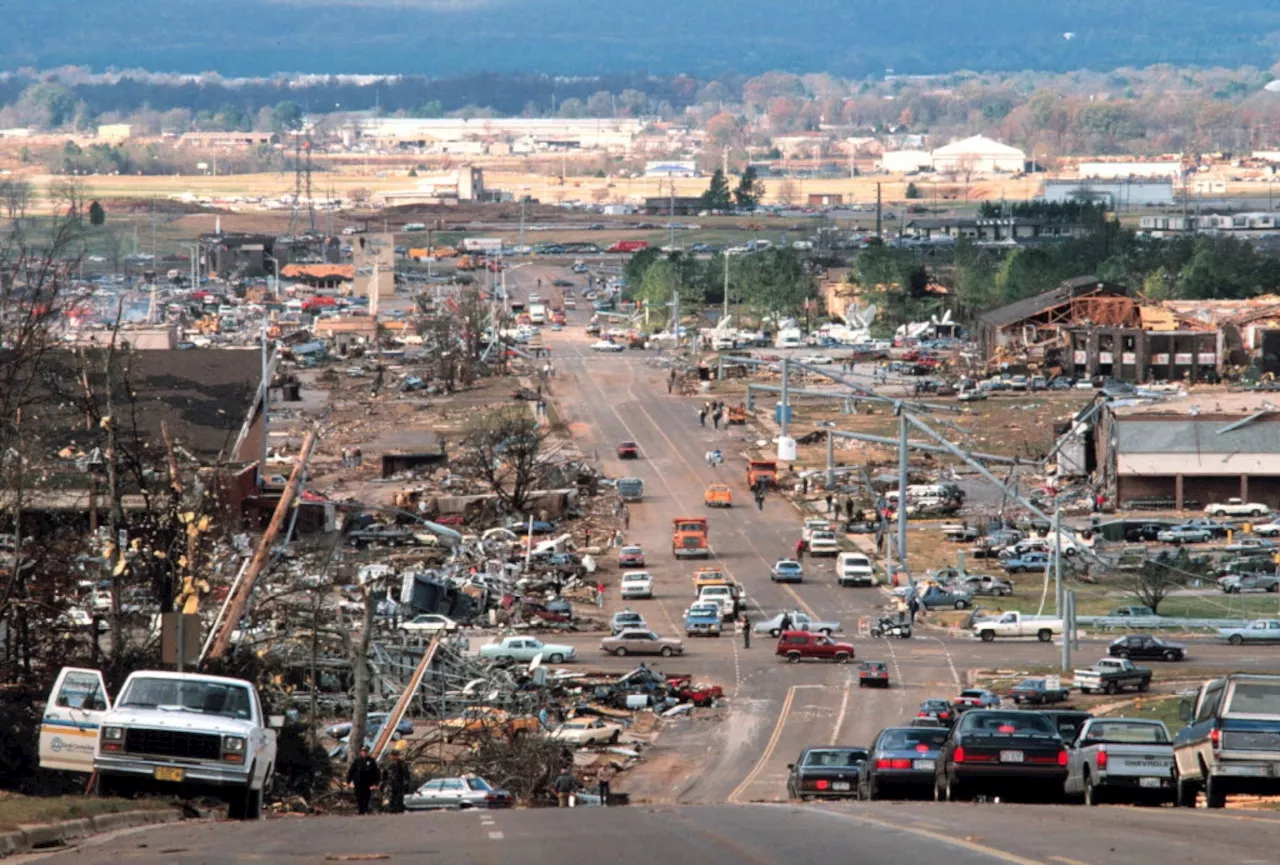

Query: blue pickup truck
left=1173, top=673, right=1280, bottom=808
left=684, top=602, right=723, bottom=638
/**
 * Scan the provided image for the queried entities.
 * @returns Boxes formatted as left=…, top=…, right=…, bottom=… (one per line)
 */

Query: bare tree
left=0, top=179, right=32, bottom=221
left=1123, top=554, right=1190, bottom=615
left=457, top=407, right=563, bottom=516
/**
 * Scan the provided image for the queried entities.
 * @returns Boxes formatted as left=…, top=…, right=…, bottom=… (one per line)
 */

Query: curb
left=0, top=808, right=182, bottom=858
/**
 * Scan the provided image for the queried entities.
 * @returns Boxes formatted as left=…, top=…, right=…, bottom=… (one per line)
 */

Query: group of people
left=339, top=446, right=364, bottom=468
left=696, top=400, right=729, bottom=429
left=704, top=449, right=724, bottom=468
left=346, top=745, right=412, bottom=815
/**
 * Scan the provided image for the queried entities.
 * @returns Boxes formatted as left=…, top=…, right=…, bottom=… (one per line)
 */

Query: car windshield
left=879, top=728, right=949, bottom=750
left=118, top=677, right=252, bottom=720
left=465, top=777, right=493, bottom=791
left=1015, top=679, right=1044, bottom=689
left=1080, top=721, right=1169, bottom=745
left=1227, top=682, right=1280, bottom=716
left=960, top=712, right=1055, bottom=736
left=959, top=690, right=985, bottom=698
left=804, top=749, right=867, bottom=767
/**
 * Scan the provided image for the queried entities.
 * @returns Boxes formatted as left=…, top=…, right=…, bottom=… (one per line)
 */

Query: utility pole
left=896, top=411, right=909, bottom=583
left=875, top=182, right=883, bottom=242
left=1053, top=506, right=1064, bottom=616
left=779, top=356, right=790, bottom=438
left=668, top=177, right=676, bottom=250
left=722, top=253, right=730, bottom=321
left=519, top=197, right=526, bottom=250
left=260, top=316, right=271, bottom=486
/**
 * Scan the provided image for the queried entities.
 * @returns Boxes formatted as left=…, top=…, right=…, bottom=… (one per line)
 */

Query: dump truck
left=746, top=459, right=778, bottom=489
left=672, top=517, right=710, bottom=558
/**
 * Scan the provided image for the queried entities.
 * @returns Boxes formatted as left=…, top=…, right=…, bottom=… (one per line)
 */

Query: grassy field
left=0, top=795, right=170, bottom=832
left=1097, top=695, right=1186, bottom=730
left=975, top=583, right=1280, bottom=621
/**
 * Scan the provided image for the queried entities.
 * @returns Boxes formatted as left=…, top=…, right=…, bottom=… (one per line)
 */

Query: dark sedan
left=616, top=441, right=640, bottom=459
left=1108, top=634, right=1186, bottom=662
left=934, top=710, right=1068, bottom=803
left=858, top=660, right=890, bottom=688
left=786, top=746, right=868, bottom=800
left=916, top=698, right=955, bottom=727
left=1008, top=677, right=1071, bottom=705
left=859, top=726, right=949, bottom=801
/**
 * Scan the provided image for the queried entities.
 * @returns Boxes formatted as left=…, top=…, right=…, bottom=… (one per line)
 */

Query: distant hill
left=7, top=0, right=1280, bottom=77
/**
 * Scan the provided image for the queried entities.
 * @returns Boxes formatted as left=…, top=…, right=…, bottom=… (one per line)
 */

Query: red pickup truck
left=776, top=630, right=856, bottom=664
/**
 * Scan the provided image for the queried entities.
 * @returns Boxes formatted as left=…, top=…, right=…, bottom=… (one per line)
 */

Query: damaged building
left=979, top=276, right=1223, bottom=382
left=1096, top=394, right=1280, bottom=510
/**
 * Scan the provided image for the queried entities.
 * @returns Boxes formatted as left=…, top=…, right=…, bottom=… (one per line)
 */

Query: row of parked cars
left=788, top=672, right=1280, bottom=809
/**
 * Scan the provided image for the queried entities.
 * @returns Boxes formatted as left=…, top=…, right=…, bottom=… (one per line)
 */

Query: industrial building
left=930, top=136, right=1026, bottom=174
left=1097, top=394, right=1280, bottom=510
left=905, top=217, right=1089, bottom=243
left=376, top=166, right=487, bottom=206
left=1041, top=178, right=1175, bottom=207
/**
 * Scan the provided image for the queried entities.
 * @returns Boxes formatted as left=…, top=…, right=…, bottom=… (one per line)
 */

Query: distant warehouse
left=1041, top=179, right=1174, bottom=207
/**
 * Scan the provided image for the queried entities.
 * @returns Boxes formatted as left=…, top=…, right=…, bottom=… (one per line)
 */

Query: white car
left=1253, top=521, right=1280, bottom=537
left=807, top=530, right=840, bottom=556
left=619, top=570, right=654, bottom=599
left=528, top=293, right=541, bottom=304
left=799, top=354, right=834, bottom=365
left=591, top=340, right=625, bottom=352
left=400, top=613, right=458, bottom=634
left=550, top=718, right=623, bottom=745
left=1204, top=498, right=1270, bottom=518
left=801, top=518, right=833, bottom=544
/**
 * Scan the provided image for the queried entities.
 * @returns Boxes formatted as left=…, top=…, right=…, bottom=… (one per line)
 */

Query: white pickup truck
left=1064, top=717, right=1175, bottom=806
left=972, top=611, right=1064, bottom=643
left=1204, top=498, right=1269, bottom=518
left=39, top=667, right=280, bottom=819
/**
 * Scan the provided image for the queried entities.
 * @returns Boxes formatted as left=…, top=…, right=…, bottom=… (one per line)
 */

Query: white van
left=836, top=552, right=875, bottom=587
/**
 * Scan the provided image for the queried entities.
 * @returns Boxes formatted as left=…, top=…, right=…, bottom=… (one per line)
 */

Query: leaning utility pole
left=876, top=182, right=883, bottom=241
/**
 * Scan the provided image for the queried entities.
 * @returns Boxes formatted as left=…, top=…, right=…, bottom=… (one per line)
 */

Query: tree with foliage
left=734, top=166, right=766, bottom=210
left=904, top=182, right=922, bottom=200
left=700, top=168, right=732, bottom=211
left=734, top=248, right=810, bottom=323
left=270, top=101, right=304, bottom=132
left=88, top=201, right=105, bottom=226
left=457, top=407, right=564, bottom=515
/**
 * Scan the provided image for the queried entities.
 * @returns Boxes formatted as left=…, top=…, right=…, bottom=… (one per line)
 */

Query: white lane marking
left=922, top=635, right=963, bottom=689
left=488, top=831, right=505, bottom=840
left=828, top=680, right=851, bottom=745
left=807, top=807, right=1045, bottom=865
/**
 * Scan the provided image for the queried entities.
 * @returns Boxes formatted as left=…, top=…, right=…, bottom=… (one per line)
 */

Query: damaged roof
left=978, top=276, right=1127, bottom=330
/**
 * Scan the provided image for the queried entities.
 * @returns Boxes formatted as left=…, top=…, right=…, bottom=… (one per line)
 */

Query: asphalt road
left=25, top=802, right=1280, bottom=865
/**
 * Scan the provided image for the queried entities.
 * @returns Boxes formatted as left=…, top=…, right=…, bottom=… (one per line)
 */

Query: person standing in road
left=347, top=745, right=381, bottom=815
left=908, top=593, right=921, bottom=624
left=794, top=538, right=805, bottom=562
left=553, top=770, right=579, bottom=807
left=825, top=493, right=833, bottom=515
left=742, top=614, right=751, bottom=649
left=779, top=612, right=793, bottom=633
left=844, top=497, right=854, bottom=522
left=595, top=581, right=605, bottom=607
left=755, top=489, right=765, bottom=512
left=383, top=749, right=411, bottom=814
left=623, top=506, right=631, bottom=530
left=698, top=407, right=707, bottom=427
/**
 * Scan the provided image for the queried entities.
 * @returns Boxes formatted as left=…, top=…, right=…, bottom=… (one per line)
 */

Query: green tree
left=904, top=182, right=922, bottom=200
left=735, top=248, right=810, bottom=322
left=700, top=168, right=733, bottom=211
left=88, top=201, right=106, bottom=226
left=734, top=166, right=766, bottom=210
left=270, top=101, right=304, bottom=132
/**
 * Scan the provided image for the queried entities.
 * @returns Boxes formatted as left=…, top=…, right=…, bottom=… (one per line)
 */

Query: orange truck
left=746, top=460, right=778, bottom=489
left=672, top=517, right=710, bottom=558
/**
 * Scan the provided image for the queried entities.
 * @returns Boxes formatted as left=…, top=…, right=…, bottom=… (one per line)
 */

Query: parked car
left=1064, top=718, right=1175, bottom=806
left=916, top=699, right=955, bottom=727
left=770, top=558, right=805, bottom=583
left=616, top=441, right=640, bottom=459
left=1108, top=634, right=1186, bottom=662
left=1158, top=526, right=1212, bottom=544
left=550, top=717, right=624, bottom=745
left=786, top=746, right=867, bottom=800
left=801, top=518, right=833, bottom=544
left=973, top=611, right=1064, bottom=643
left=1009, top=677, right=1072, bottom=705
left=959, top=574, right=1014, bottom=597
left=1218, top=619, right=1280, bottom=645
left=1220, top=573, right=1280, bottom=593
left=591, top=340, right=624, bottom=352
left=1252, top=520, right=1280, bottom=537
left=600, top=629, right=684, bottom=657
left=400, top=614, right=458, bottom=634
left=836, top=552, right=875, bottom=587
left=404, top=775, right=513, bottom=811
left=479, top=636, right=577, bottom=664
left=860, top=726, right=950, bottom=801
left=1205, top=498, right=1270, bottom=518
left=609, top=610, right=646, bottom=635
left=933, top=710, right=1069, bottom=802
left=953, top=689, right=1001, bottom=712
left=776, top=630, right=855, bottom=664
left=347, top=525, right=419, bottom=548
left=324, top=713, right=414, bottom=742
left=617, top=545, right=645, bottom=567
left=754, top=611, right=841, bottom=638
left=919, top=585, right=973, bottom=610
left=858, top=660, right=890, bottom=688
left=1001, top=551, right=1053, bottom=573
left=619, top=571, right=654, bottom=600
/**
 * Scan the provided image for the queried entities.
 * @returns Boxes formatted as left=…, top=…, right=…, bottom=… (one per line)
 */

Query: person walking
left=623, top=506, right=631, bottom=530
left=825, top=493, right=833, bottom=515
left=755, top=490, right=765, bottom=512
left=698, top=407, right=707, bottom=427
left=705, top=450, right=715, bottom=468
left=844, top=497, right=854, bottom=521
left=668, top=369, right=677, bottom=394
left=383, top=749, right=411, bottom=814
left=741, top=614, right=751, bottom=649
left=347, top=745, right=381, bottom=815
left=908, top=593, right=921, bottom=625
left=712, top=409, right=722, bottom=430
left=584, top=527, right=592, bottom=547
left=595, top=581, right=606, bottom=607
left=713, top=449, right=723, bottom=467
left=779, top=611, right=793, bottom=633
left=794, top=538, right=805, bottom=562
left=553, top=770, right=578, bottom=807
left=596, top=764, right=616, bottom=807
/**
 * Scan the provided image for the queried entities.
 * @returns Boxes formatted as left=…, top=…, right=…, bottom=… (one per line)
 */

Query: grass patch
left=1097, top=695, right=1187, bottom=732
left=0, top=795, right=171, bottom=832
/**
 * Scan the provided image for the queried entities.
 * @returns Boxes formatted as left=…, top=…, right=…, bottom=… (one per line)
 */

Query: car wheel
left=770, top=628, right=781, bottom=638
left=980, top=630, right=995, bottom=643
left=1114, top=649, right=1128, bottom=659
left=1270, top=584, right=1279, bottom=594
left=548, top=653, right=564, bottom=663
left=1083, top=772, right=1102, bottom=807
left=787, top=652, right=801, bottom=664
left=954, top=600, right=969, bottom=610
left=614, top=647, right=628, bottom=657
left=660, top=646, right=674, bottom=657
left=1229, top=634, right=1244, bottom=646
left=1105, top=681, right=1118, bottom=695
left=610, top=730, right=620, bottom=744
left=835, top=652, right=851, bottom=663
left=1175, top=774, right=1198, bottom=808
left=945, top=774, right=963, bottom=803
left=1038, top=629, right=1053, bottom=643
left=933, top=775, right=945, bottom=802
left=866, top=776, right=879, bottom=801
left=1204, top=774, right=1227, bottom=809
left=1165, top=651, right=1179, bottom=661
